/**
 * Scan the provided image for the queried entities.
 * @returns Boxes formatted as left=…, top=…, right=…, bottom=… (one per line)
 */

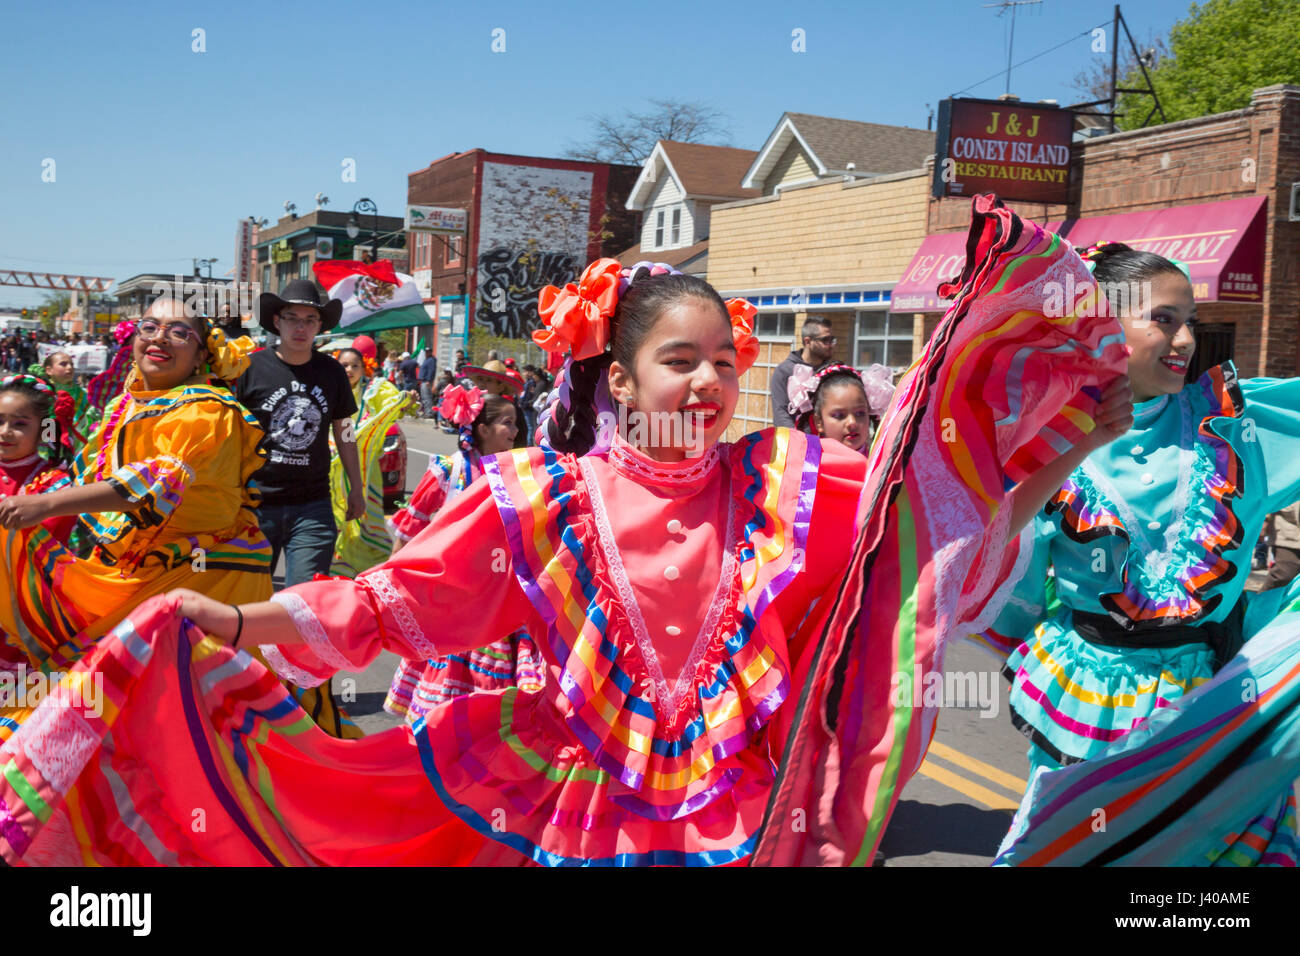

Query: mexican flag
left=312, top=259, right=433, bottom=333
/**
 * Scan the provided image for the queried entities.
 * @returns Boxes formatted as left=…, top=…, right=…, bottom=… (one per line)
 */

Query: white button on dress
left=1147, top=520, right=1162, bottom=531
left=666, top=519, right=682, bottom=534
left=1140, top=473, right=1154, bottom=485
left=664, top=565, right=680, bottom=581
left=1131, top=445, right=1144, bottom=456
left=666, top=625, right=682, bottom=636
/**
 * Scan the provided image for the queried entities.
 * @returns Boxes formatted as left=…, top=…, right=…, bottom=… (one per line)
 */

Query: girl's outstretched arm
left=1006, top=376, right=1133, bottom=538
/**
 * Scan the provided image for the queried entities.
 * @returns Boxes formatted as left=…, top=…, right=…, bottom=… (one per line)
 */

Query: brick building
left=406, top=150, right=639, bottom=368
left=893, top=84, right=1300, bottom=380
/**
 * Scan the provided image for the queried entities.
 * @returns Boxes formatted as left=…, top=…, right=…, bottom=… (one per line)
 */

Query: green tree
left=1117, top=0, right=1300, bottom=130
left=39, top=291, right=71, bottom=334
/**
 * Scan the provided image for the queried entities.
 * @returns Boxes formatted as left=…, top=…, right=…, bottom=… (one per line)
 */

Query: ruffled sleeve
left=738, top=430, right=870, bottom=635
left=388, top=455, right=452, bottom=545
left=23, top=463, right=77, bottom=546
left=109, top=396, right=260, bottom=529
left=1217, top=373, right=1300, bottom=514
left=261, top=475, right=540, bottom=686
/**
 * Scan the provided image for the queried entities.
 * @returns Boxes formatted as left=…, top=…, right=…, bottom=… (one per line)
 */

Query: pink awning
left=890, top=195, right=1268, bottom=311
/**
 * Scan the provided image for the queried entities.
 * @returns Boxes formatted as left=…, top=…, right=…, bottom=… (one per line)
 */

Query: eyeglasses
left=137, top=320, right=200, bottom=345
left=809, top=335, right=837, bottom=345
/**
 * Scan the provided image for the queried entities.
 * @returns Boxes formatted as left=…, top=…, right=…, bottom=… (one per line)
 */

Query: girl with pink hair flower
left=384, top=378, right=543, bottom=721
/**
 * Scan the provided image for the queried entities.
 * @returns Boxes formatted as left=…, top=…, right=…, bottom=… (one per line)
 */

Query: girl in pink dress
left=1, top=198, right=1131, bottom=866
left=0, top=375, right=78, bottom=546
left=386, top=383, right=544, bottom=721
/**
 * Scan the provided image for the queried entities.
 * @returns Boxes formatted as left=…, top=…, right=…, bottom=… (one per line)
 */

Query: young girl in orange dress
left=1, top=198, right=1133, bottom=866
left=386, top=380, right=544, bottom=722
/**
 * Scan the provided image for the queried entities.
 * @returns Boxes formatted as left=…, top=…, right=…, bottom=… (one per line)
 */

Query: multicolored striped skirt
left=384, top=634, right=546, bottom=725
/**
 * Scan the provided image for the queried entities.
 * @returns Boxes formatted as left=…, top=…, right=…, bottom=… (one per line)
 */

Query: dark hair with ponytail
left=456, top=393, right=517, bottom=453
left=1083, top=242, right=1188, bottom=317
left=542, top=268, right=728, bottom=456
left=0, top=374, right=72, bottom=467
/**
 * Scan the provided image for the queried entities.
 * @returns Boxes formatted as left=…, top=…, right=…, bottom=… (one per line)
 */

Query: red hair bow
left=726, top=298, right=760, bottom=375
left=533, top=258, right=621, bottom=361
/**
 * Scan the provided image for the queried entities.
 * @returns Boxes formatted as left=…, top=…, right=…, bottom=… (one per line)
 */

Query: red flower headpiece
left=532, top=258, right=621, bottom=361
left=725, top=298, right=759, bottom=375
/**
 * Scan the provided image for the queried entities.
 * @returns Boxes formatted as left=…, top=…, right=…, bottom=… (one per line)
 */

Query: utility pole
left=983, top=0, right=1042, bottom=96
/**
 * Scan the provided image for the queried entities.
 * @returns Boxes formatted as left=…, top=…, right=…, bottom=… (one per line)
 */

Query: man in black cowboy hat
left=234, top=278, right=363, bottom=587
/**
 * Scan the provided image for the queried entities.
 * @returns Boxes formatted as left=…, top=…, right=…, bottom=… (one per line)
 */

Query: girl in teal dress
left=981, top=241, right=1300, bottom=865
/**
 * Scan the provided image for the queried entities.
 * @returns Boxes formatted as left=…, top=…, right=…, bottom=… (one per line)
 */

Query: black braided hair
left=543, top=353, right=611, bottom=455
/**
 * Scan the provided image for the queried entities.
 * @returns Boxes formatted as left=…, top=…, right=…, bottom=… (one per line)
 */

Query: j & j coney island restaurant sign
left=933, top=97, right=1074, bottom=204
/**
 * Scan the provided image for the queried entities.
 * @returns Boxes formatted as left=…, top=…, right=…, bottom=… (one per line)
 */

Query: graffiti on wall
left=475, top=161, right=593, bottom=339
left=475, top=247, right=577, bottom=337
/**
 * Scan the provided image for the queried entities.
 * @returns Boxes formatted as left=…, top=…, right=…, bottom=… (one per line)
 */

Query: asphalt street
left=293, top=418, right=1277, bottom=866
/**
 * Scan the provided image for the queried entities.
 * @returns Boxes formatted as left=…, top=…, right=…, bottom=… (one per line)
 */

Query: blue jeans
left=256, top=497, right=337, bottom=587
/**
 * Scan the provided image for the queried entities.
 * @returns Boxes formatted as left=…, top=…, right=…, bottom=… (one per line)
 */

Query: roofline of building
left=741, top=114, right=825, bottom=190
left=407, top=147, right=639, bottom=180
left=715, top=165, right=929, bottom=211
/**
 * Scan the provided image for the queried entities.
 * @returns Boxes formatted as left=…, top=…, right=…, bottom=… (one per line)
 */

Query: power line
left=0, top=253, right=195, bottom=267
left=952, top=19, right=1111, bottom=98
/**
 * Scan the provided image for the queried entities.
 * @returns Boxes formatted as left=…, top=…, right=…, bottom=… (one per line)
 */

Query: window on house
left=654, top=210, right=665, bottom=248
left=261, top=264, right=271, bottom=290
left=671, top=207, right=681, bottom=246
left=756, top=312, right=796, bottom=339
left=298, top=256, right=311, bottom=279
left=446, top=233, right=463, bottom=266
left=854, top=310, right=913, bottom=369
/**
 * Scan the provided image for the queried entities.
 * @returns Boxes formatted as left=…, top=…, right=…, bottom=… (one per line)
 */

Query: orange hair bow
left=533, top=258, right=621, bottom=361
left=726, top=298, right=760, bottom=375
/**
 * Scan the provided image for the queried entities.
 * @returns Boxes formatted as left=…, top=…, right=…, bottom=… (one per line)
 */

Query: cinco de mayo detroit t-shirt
left=235, top=348, right=358, bottom=506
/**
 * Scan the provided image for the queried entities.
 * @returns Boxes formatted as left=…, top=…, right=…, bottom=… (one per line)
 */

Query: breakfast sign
left=933, top=97, right=1075, bottom=204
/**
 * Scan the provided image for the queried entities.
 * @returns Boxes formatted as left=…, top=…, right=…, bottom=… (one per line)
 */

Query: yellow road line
left=918, top=759, right=1020, bottom=811
left=928, top=740, right=1028, bottom=795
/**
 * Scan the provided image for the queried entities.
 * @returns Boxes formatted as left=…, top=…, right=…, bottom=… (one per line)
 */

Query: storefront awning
left=890, top=195, right=1268, bottom=311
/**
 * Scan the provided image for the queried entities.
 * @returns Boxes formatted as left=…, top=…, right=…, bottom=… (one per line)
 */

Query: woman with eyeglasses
left=0, top=295, right=272, bottom=675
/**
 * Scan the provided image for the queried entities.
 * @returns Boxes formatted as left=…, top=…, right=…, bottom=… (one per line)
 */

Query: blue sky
left=1, top=0, right=1198, bottom=309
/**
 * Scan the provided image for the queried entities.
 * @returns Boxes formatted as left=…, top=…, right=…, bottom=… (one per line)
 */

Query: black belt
left=1071, top=594, right=1246, bottom=673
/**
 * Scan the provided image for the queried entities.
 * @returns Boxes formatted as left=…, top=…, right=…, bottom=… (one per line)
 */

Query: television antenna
left=984, top=0, right=1042, bottom=96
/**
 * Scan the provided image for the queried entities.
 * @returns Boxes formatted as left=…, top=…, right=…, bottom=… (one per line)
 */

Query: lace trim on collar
left=606, top=433, right=721, bottom=486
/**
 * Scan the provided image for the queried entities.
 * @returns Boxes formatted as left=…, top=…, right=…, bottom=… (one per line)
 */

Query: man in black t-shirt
left=237, top=279, right=363, bottom=587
